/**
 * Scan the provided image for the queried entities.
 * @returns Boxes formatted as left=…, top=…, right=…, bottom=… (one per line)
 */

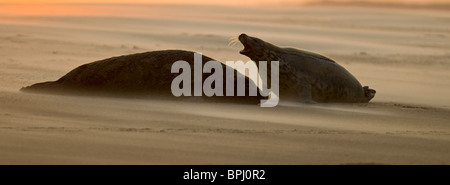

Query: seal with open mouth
left=238, top=33, right=376, bottom=103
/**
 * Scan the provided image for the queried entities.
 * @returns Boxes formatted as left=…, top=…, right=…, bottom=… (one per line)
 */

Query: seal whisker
left=229, top=40, right=238, bottom=46
left=228, top=36, right=241, bottom=47
left=228, top=36, right=237, bottom=41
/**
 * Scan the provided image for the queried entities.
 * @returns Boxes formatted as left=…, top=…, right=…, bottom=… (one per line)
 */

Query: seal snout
left=238, top=33, right=248, bottom=41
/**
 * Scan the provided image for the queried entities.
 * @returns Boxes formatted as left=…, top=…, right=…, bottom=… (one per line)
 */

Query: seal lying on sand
left=238, top=33, right=376, bottom=103
left=21, top=50, right=263, bottom=104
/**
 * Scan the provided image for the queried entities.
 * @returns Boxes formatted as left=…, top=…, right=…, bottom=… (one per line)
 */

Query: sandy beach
left=0, top=4, right=449, bottom=164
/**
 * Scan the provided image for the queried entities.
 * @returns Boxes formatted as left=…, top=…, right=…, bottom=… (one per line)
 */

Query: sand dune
left=0, top=5, right=449, bottom=164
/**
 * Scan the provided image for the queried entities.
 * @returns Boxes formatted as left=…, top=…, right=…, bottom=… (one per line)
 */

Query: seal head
left=363, top=86, right=376, bottom=103
left=239, top=33, right=284, bottom=62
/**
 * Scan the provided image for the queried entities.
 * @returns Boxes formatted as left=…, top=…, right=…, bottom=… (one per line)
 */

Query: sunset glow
left=2, top=0, right=449, bottom=5
left=1, top=0, right=448, bottom=16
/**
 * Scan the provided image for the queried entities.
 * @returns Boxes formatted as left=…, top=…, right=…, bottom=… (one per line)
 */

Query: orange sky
left=2, top=0, right=448, bottom=5
left=3, top=0, right=272, bottom=5
left=1, top=0, right=447, bottom=17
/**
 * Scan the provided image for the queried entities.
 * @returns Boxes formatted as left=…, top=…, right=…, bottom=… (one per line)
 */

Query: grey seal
left=238, top=33, right=376, bottom=103
left=21, top=50, right=263, bottom=104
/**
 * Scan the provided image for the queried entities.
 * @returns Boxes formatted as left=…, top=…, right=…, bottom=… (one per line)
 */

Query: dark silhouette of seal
left=238, top=33, right=376, bottom=103
left=21, top=50, right=263, bottom=104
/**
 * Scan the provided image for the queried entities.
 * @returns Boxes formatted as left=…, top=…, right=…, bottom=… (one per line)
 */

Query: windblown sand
left=0, top=4, right=449, bottom=164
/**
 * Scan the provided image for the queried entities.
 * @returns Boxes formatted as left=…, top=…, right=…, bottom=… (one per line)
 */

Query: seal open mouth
left=240, top=42, right=251, bottom=55
left=238, top=33, right=251, bottom=55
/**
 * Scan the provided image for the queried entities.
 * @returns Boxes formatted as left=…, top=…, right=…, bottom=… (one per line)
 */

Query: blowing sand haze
left=0, top=3, right=450, bottom=165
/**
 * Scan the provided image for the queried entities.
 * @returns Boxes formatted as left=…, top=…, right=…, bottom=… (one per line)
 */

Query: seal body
left=238, top=33, right=376, bottom=103
left=21, top=50, right=263, bottom=104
